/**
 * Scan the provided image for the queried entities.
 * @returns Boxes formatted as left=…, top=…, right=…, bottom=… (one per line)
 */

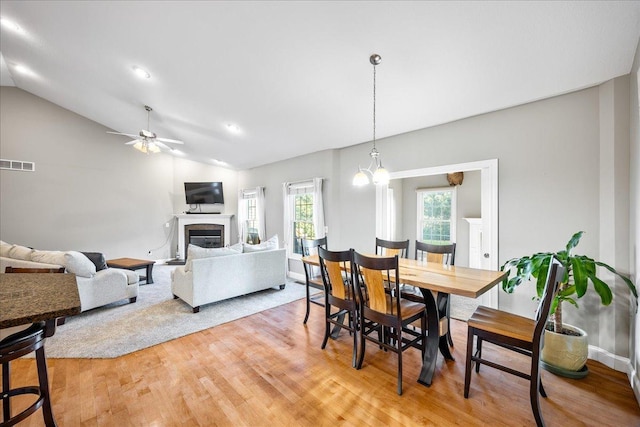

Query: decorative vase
left=541, top=323, right=589, bottom=378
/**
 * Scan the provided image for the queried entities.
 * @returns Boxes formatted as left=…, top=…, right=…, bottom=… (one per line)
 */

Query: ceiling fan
left=107, top=105, right=184, bottom=153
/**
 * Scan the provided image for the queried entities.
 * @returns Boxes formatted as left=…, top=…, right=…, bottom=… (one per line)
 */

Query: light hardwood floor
left=6, top=297, right=640, bottom=426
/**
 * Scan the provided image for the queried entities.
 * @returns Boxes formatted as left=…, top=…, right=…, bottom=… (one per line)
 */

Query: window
left=283, top=178, right=325, bottom=258
left=416, top=187, right=456, bottom=244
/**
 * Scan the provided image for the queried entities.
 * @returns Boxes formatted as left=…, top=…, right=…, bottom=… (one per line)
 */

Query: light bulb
left=372, top=166, right=390, bottom=185
left=353, top=170, right=369, bottom=186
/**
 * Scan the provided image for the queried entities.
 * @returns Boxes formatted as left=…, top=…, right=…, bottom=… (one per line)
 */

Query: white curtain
left=312, top=177, right=325, bottom=239
left=255, top=186, right=266, bottom=241
left=237, top=189, right=248, bottom=243
left=283, top=182, right=293, bottom=255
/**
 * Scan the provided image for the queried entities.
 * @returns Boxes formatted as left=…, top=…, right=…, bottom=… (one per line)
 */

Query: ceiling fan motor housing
left=139, top=129, right=156, bottom=139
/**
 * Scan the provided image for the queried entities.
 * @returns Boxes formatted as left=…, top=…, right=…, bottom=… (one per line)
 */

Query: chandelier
left=353, top=54, right=390, bottom=186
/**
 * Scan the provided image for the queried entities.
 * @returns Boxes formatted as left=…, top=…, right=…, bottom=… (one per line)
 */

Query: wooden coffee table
left=106, top=257, right=155, bottom=284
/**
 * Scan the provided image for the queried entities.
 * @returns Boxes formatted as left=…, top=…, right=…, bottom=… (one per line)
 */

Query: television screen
left=184, top=182, right=224, bottom=205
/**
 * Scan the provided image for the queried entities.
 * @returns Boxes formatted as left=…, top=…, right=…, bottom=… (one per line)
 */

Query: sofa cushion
left=31, top=250, right=65, bottom=266
left=81, top=252, right=108, bottom=271
left=185, top=245, right=238, bottom=272
left=63, top=251, right=97, bottom=278
left=243, top=235, right=279, bottom=253
left=8, top=244, right=35, bottom=260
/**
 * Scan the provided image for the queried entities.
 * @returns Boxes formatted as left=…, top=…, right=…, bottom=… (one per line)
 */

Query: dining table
left=0, top=273, right=81, bottom=426
left=302, top=253, right=507, bottom=386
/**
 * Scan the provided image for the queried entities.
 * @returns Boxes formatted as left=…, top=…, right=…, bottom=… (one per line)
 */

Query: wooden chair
left=412, top=241, right=457, bottom=348
left=352, top=251, right=426, bottom=395
left=301, top=237, right=328, bottom=324
left=375, top=238, right=410, bottom=259
left=317, top=247, right=358, bottom=367
left=464, top=258, right=564, bottom=427
left=2, top=266, right=65, bottom=427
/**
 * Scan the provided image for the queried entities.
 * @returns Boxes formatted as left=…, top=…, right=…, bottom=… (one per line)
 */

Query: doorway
left=375, top=159, right=498, bottom=309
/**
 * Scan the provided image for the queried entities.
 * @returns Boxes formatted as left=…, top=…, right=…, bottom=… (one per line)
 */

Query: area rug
left=37, top=265, right=308, bottom=358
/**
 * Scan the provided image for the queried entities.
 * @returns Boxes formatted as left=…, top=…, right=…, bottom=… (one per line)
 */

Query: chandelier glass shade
left=353, top=53, right=389, bottom=186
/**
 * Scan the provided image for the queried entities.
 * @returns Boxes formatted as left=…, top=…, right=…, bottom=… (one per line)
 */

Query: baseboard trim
left=588, top=344, right=631, bottom=373
left=287, top=271, right=305, bottom=283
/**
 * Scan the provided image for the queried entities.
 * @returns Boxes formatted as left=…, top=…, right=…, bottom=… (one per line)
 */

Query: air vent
left=0, top=159, right=35, bottom=172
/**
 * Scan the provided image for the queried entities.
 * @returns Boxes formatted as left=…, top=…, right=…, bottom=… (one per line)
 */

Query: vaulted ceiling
left=1, top=1, right=639, bottom=169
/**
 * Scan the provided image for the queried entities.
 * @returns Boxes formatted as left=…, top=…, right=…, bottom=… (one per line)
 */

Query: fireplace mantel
left=175, top=214, right=234, bottom=260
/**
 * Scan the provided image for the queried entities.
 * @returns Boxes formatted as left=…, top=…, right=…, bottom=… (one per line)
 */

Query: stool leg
left=35, top=347, right=57, bottom=427
left=2, top=361, right=10, bottom=422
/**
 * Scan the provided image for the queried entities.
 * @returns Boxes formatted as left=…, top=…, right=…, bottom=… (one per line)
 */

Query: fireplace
left=185, top=224, right=224, bottom=255
left=175, top=214, right=234, bottom=260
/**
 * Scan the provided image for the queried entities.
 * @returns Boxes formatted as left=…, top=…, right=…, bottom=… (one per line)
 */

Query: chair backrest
left=301, top=237, right=328, bottom=279
left=353, top=250, right=400, bottom=316
left=375, top=238, right=410, bottom=259
left=533, top=258, right=564, bottom=347
left=415, top=241, right=456, bottom=265
left=300, top=237, right=327, bottom=257
left=4, top=267, right=65, bottom=273
left=318, top=247, right=353, bottom=300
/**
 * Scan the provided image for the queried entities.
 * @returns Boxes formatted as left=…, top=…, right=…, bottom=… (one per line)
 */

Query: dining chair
left=317, top=247, right=358, bottom=367
left=352, top=250, right=426, bottom=395
left=375, top=238, right=410, bottom=258
left=300, top=236, right=328, bottom=324
left=463, top=258, right=564, bottom=427
left=411, top=241, right=457, bottom=348
left=2, top=267, right=65, bottom=427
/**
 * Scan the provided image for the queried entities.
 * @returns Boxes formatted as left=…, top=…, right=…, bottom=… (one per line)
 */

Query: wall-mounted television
left=184, top=182, right=224, bottom=205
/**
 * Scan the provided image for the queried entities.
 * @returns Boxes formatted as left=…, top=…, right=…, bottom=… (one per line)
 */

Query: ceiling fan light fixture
left=132, top=66, right=151, bottom=79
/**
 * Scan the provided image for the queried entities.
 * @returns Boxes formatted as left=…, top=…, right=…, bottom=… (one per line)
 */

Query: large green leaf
left=571, top=257, right=588, bottom=297
left=594, top=261, right=638, bottom=298
left=589, top=275, right=613, bottom=305
left=566, top=231, right=584, bottom=254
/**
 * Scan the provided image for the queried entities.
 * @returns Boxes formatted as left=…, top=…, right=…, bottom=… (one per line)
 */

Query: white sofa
left=0, top=241, right=139, bottom=312
left=171, top=243, right=287, bottom=313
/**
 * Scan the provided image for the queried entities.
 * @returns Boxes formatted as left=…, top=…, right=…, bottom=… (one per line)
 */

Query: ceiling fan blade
left=107, top=131, right=139, bottom=138
left=155, top=137, right=184, bottom=144
left=153, top=141, right=171, bottom=151
left=124, top=139, right=140, bottom=145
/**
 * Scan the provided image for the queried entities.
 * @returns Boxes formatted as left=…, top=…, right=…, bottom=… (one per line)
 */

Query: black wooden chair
left=317, top=247, right=358, bottom=367
left=301, top=237, right=328, bottom=324
left=375, top=238, right=410, bottom=259
left=352, top=251, right=426, bottom=395
left=2, top=266, right=65, bottom=427
left=412, top=241, right=457, bottom=348
left=464, top=258, right=564, bottom=427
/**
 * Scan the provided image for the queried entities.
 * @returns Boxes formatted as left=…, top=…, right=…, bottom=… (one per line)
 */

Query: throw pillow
left=228, top=242, right=243, bottom=253
left=63, top=251, right=97, bottom=278
left=81, top=252, right=108, bottom=271
left=0, top=241, right=11, bottom=258
left=243, top=234, right=279, bottom=252
left=8, top=244, right=35, bottom=261
left=184, top=245, right=238, bottom=272
left=31, top=250, right=66, bottom=266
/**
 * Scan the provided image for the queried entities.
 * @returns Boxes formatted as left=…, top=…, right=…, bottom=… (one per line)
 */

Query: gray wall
left=1, top=52, right=637, bottom=372
left=629, top=37, right=640, bottom=401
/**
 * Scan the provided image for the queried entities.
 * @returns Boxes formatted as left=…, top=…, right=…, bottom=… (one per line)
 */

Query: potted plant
left=501, top=231, right=637, bottom=377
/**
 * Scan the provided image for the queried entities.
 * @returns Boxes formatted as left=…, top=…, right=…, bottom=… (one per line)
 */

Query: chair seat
left=308, top=275, right=324, bottom=289
left=381, top=295, right=424, bottom=320
left=468, top=306, right=535, bottom=343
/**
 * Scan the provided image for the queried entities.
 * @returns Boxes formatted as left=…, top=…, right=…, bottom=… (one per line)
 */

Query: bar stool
left=1, top=322, right=56, bottom=427
left=2, top=266, right=64, bottom=427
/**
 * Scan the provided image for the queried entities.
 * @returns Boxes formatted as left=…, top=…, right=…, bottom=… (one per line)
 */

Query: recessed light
left=0, top=18, right=24, bottom=34
left=14, top=64, right=35, bottom=77
left=225, top=123, right=241, bottom=134
left=132, top=66, right=151, bottom=79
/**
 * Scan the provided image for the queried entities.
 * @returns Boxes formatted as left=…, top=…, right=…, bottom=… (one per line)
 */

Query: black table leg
left=145, top=264, right=154, bottom=284
left=417, top=287, right=440, bottom=387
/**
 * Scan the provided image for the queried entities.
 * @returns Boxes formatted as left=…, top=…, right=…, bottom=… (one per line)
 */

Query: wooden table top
left=107, top=257, right=155, bottom=269
left=0, top=273, right=81, bottom=328
left=302, top=254, right=507, bottom=299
